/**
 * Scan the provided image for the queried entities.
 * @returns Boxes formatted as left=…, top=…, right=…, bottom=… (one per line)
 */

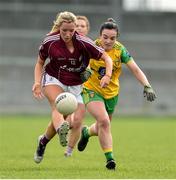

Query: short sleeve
left=89, top=43, right=104, bottom=60
left=38, top=40, right=49, bottom=61
left=121, top=47, right=133, bottom=64
left=82, top=37, right=104, bottom=60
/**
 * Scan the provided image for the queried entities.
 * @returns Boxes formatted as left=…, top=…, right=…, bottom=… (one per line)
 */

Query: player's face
left=100, top=29, right=117, bottom=51
left=59, top=22, right=76, bottom=43
left=76, top=19, right=88, bottom=36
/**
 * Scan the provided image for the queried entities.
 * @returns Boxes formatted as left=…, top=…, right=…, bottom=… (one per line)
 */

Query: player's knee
left=97, top=116, right=110, bottom=129
left=71, top=116, right=82, bottom=129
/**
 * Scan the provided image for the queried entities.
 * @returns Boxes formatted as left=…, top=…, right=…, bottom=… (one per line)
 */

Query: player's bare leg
left=88, top=113, right=113, bottom=135
left=43, top=85, right=70, bottom=146
left=34, top=85, right=70, bottom=163
left=78, top=112, right=113, bottom=151
left=78, top=101, right=116, bottom=169
left=65, top=103, right=85, bottom=156
left=82, top=113, right=113, bottom=137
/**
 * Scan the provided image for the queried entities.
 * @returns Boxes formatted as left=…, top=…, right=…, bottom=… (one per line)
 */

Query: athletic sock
left=104, top=148, right=114, bottom=161
left=40, top=135, right=50, bottom=146
left=65, top=146, right=73, bottom=156
left=83, top=127, right=90, bottom=139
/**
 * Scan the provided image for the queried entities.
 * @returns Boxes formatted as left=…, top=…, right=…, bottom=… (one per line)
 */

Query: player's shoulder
left=75, top=33, right=104, bottom=52
left=113, top=41, right=125, bottom=50
left=75, top=32, right=94, bottom=45
left=42, top=32, right=60, bottom=44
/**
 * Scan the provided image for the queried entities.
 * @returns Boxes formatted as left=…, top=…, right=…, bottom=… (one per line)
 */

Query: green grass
left=0, top=115, right=176, bottom=179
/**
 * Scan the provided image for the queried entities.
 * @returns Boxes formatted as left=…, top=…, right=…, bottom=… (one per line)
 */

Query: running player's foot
left=34, top=135, right=46, bottom=163
left=106, top=159, right=116, bottom=170
left=58, top=121, right=69, bottom=147
left=77, top=126, right=89, bottom=151
left=64, top=152, right=72, bottom=157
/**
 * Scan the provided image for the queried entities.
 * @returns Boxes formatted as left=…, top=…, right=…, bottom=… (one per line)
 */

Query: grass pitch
left=0, top=115, right=175, bottom=179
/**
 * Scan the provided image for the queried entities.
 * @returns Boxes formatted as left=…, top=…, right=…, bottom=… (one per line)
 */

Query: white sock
left=65, top=146, right=73, bottom=156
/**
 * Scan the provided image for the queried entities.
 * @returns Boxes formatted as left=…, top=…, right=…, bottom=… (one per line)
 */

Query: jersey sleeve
left=84, top=38, right=104, bottom=60
left=90, top=44, right=104, bottom=60
left=38, top=37, right=49, bottom=61
left=121, top=46, right=133, bottom=64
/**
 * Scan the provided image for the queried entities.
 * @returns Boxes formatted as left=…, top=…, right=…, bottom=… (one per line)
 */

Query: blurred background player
left=32, top=12, right=113, bottom=163
left=77, top=18, right=156, bottom=169
left=76, top=15, right=90, bottom=36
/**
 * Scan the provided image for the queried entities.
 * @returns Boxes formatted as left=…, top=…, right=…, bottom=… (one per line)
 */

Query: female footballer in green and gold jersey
left=78, top=18, right=156, bottom=169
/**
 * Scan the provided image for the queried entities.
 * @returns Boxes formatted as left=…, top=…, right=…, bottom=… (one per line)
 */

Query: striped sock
left=40, top=135, right=50, bottom=146
left=65, top=146, right=73, bottom=156
left=104, top=148, right=114, bottom=161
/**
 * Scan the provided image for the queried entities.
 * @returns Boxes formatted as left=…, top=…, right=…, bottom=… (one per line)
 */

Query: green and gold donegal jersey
left=84, top=39, right=133, bottom=99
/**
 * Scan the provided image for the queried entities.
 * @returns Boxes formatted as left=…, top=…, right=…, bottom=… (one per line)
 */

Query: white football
left=55, top=92, right=78, bottom=116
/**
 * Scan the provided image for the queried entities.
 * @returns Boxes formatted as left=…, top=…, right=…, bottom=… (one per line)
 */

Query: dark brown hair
left=100, top=18, right=119, bottom=36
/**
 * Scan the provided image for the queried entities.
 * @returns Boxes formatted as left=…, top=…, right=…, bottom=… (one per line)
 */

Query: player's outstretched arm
left=126, top=60, right=156, bottom=102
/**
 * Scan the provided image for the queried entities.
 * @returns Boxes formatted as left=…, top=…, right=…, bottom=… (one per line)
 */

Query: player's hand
left=100, top=75, right=111, bottom=88
left=32, top=83, right=44, bottom=99
left=143, top=85, right=156, bottom=102
left=80, top=68, right=92, bottom=83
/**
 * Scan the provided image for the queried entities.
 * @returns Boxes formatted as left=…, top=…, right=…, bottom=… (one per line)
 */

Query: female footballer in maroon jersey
left=32, top=11, right=112, bottom=164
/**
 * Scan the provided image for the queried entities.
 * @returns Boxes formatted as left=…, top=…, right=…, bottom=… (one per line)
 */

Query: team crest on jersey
left=89, top=91, right=95, bottom=98
left=68, top=58, right=77, bottom=65
left=70, top=60, right=76, bottom=65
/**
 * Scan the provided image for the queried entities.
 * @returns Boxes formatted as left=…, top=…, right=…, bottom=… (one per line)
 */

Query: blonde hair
left=76, top=15, right=90, bottom=32
left=50, top=11, right=77, bottom=33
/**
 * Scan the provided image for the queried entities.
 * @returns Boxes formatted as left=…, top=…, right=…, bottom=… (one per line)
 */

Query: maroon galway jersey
left=39, top=32, right=104, bottom=85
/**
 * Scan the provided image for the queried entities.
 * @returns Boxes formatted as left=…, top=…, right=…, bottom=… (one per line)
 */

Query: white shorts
left=42, top=73, right=83, bottom=104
